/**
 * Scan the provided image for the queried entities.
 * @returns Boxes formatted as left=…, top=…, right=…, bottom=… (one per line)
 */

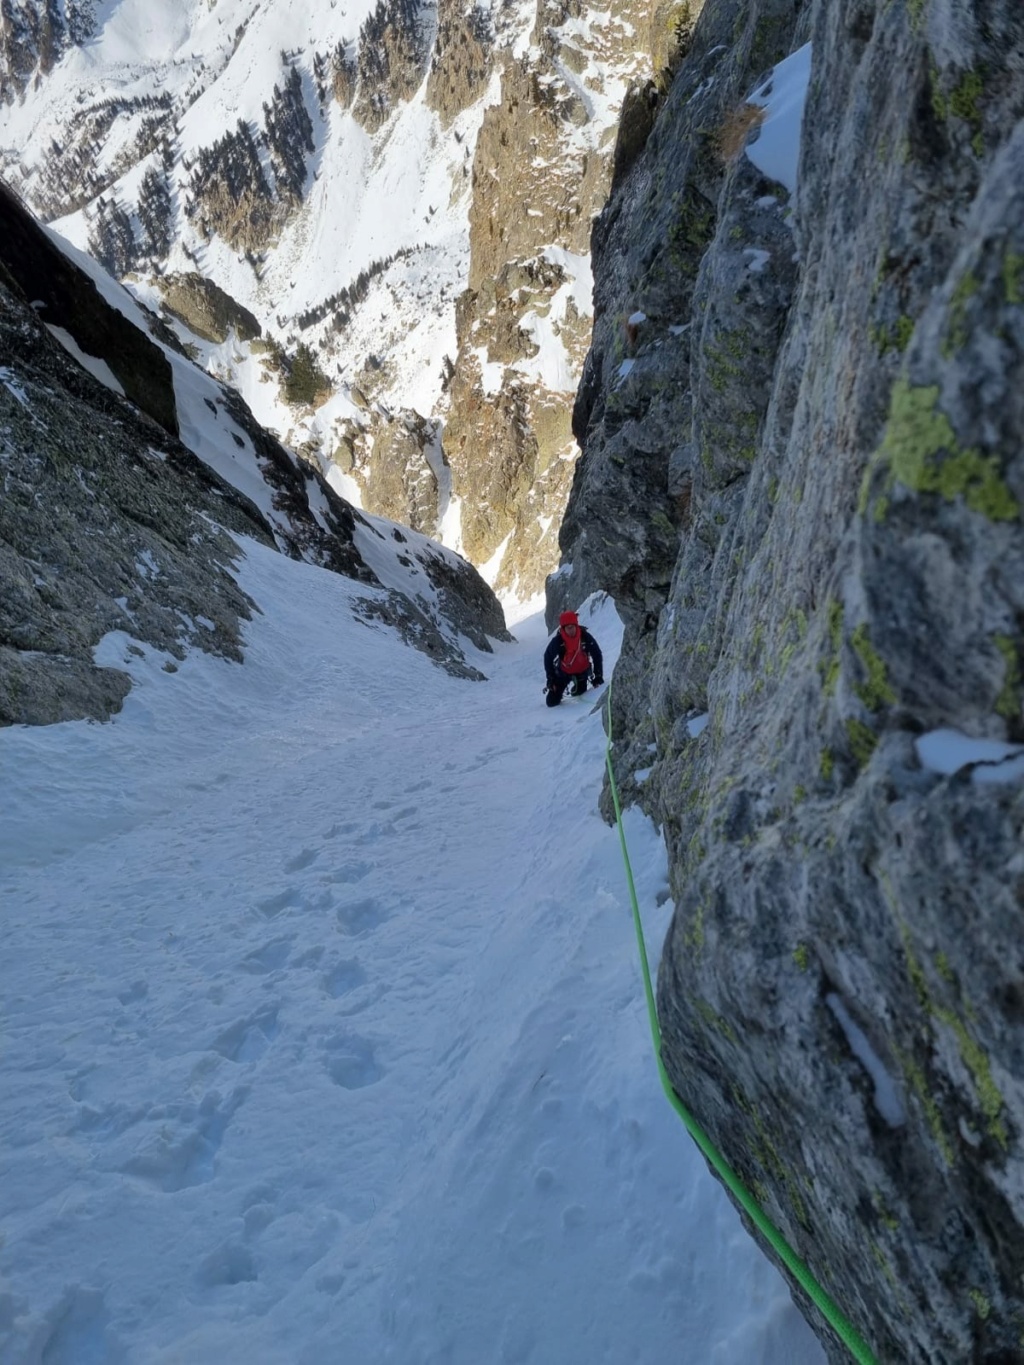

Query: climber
left=543, top=611, right=604, bottom=707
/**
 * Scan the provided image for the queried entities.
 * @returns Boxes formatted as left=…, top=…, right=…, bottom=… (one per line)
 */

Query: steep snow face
left=0, top=538, right=825, bottom=1364
left=0, top=0, right=650, bottom=602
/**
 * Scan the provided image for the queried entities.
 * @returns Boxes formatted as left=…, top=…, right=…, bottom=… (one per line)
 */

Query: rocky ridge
left=553, top=0, right=1024, bottom=1359
left=0, top=180, right=509, bottom=725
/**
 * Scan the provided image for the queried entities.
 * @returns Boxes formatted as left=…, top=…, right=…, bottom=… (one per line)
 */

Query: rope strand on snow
left=601, top=680, right=878, bottom=1365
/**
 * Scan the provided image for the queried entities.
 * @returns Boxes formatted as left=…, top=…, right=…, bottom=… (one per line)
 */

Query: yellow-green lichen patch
left=898, top=1048, right=956, bottom=1167
left=898, top=921, right=1008, bottom=1147
left=872, top=1190, right=900, bottom=1232
left=968, top=1288, right=992, bottom=1322
left=846, top=718, right=878, bottom=767
left=819, top=599, right=843, bottom=696
left=895, top=914, right=932, bottom=1013
left=870, top=1240, right=899, bottom=1289
left=792, top=941, right=810, bottom=971
left=993, top=634, right=1022, bottom=721
left=871, top=315, right=916, bottom=356
left=851, top=624, right=898, bottom=710
left=930, top=65, right=983, bottom=139
left=749, top=1112, right=811, bottom=1230
left=693, top=996, right=738, bottom=1044
left=942, top=270, right=978, bottom=357
left=879, top=380, right=1019, bottom=521
left=949, top=69, right=984, bottom=128
left=936, top=1007, right=1008, bottom=1148
left=1004, top=250, right=1023, bottom=306
left=684, top=895, right=707, bottom=951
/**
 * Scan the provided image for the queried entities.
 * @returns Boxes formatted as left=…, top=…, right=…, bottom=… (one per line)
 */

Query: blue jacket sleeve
left=543, top=634, right=561, bottom=682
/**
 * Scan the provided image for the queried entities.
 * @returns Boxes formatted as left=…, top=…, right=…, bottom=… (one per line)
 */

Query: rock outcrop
left=554, top=0, right=1024, bottom=1359
left=0, top=183, right=508, bottom=724
left=157, top=272, right=262, bottom=345
left=351, top=0, right=436, bottom=132
left=424, top=0, right=492, bottom=126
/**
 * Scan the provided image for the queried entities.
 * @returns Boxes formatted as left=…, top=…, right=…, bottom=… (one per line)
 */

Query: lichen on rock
left=552, top=0, right=1024, bottom=1358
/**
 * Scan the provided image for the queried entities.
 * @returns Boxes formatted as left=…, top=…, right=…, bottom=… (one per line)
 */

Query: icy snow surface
left=825, top=994, right=906, bottom=1129
left=0, top=543, right=824, bottom=1364
left=746, top=42, right=812, bottom=195
left=916, top=728, right=1024, bottom=785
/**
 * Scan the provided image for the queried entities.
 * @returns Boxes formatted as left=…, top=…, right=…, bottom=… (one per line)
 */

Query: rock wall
left=554, top=0, right=1024, bottom=1359
left=443, top=0, right=656, bottom=595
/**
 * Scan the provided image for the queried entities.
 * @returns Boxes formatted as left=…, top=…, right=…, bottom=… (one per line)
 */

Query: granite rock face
left=555, top=0, right=1024, bottom=1359
left=0, top=268, right=269, bottom=726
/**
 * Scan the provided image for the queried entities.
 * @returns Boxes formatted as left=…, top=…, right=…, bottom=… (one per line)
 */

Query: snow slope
left=0, top=540, right=825, bottom=1364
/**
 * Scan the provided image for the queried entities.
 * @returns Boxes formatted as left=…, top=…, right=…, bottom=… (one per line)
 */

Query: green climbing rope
left=602, top=683, right=879, bottom=1365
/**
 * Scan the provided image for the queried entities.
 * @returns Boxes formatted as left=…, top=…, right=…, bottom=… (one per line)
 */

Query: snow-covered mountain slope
left=2, top=0, right=469, bottom=419
left=0, top=0, right=659, bottom=598
left=0, top=538, right=824, bottom=1364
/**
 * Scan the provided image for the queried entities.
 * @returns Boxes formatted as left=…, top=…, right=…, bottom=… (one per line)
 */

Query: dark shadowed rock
left=1, top=180, right=179, bottom=434
left=0, top=271, right=270, bottom=725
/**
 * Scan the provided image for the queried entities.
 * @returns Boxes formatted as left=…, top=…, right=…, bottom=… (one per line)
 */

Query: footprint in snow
left=255, top=887, right=301, bottom=919
left=322, top=959, right=367, bottom=999
left=284, top=847, right=319, bottom=873
left=323, top=820, right=360, bottom=839
left=117, top=979, right=148, bottom=1006
left=463, top=744, right=518, bottom=772
left=196, top=1239, right=258, bottom=1288
left=324, top=859, right=373, bottom=885
left=212, top=1006, right=280, bottom=1063
left=119, top=1087, right=248, bottom=1192
left=336, top=898, right=390, bottom=936
left=32, top=1288, right=127, bottom=1365
left=290, top=944, right=326, bottom=969
left=239, top=936, right=294, bottom=975
left=323, top=1033, right=382, bottom=1089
